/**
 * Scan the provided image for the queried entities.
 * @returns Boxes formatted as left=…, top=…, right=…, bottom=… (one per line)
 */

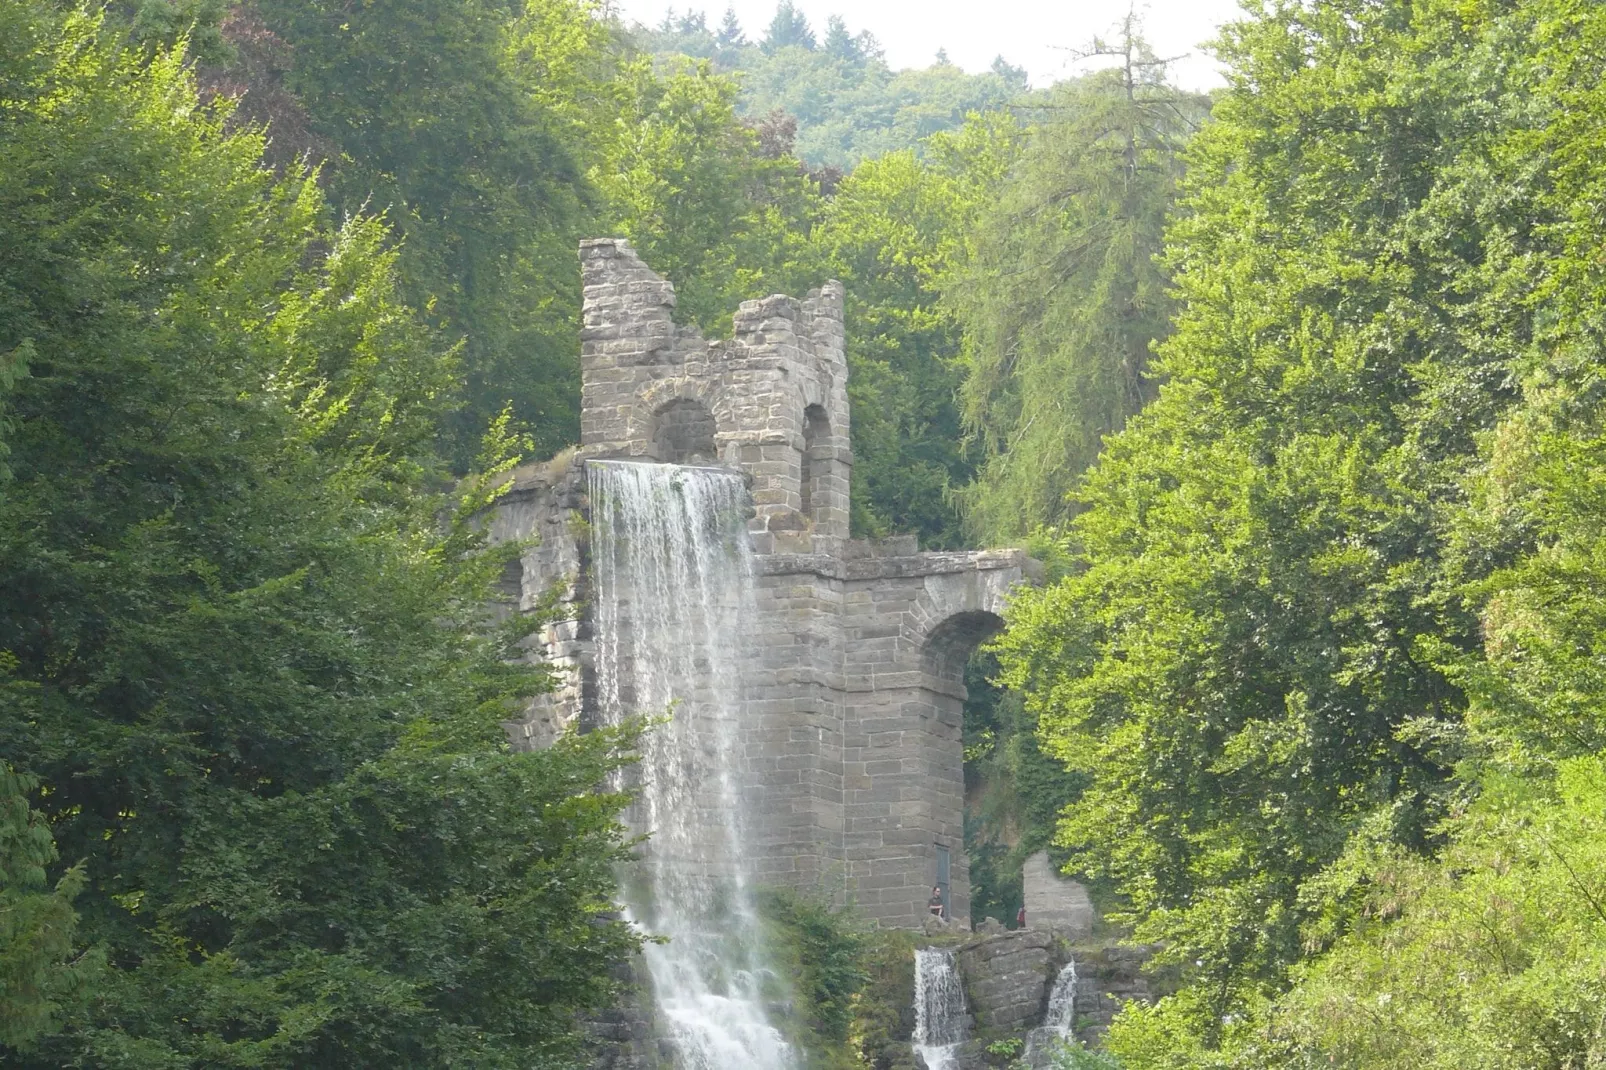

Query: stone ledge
left=756, top=548, right=1031, bottom=582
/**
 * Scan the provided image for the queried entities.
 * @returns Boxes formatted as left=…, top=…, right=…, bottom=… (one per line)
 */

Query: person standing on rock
left=1016, top=905, right=1026, bottom=929
left=928, top=885, right=945, bottom=918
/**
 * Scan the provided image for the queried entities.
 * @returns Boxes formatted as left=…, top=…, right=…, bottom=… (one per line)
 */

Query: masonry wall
left=492, top=239, right=1034, bottom=928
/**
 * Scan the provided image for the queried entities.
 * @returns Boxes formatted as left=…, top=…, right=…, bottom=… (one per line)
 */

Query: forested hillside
left=633, top=1, right=1028, bottom=170
left=7, top=0, right=1606, bottom=1065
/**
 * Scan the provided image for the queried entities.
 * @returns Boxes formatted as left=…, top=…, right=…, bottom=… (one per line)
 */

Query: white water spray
left=1024, top=959, right=1079, bottom=1065
left=912, top=948, right=968, bottom=1070
left=589, top=459, right=795, bottom=1070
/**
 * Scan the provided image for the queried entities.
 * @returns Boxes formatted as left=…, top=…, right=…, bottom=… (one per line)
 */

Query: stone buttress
left=489, top=239, right=1034, bottom=929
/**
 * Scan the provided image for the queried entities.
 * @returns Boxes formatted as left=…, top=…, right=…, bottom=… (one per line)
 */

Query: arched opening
left=921, top=610, right=1006, bottom=689
left=801, top=404, right=830, bottom=522
left=652, top=398, right=717, bottom=464
left=917, top=608, right=1006, bottom=929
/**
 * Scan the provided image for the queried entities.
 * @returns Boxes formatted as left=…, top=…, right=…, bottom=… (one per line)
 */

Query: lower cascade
left=1024, top=959, right=1078, bottom=1064
left=912, top=948, right=968, bottom=1070
left=589, top=460, right=795, bottom=1069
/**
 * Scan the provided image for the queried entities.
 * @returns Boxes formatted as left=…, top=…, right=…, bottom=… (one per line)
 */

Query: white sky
left=613, top=0, right=1248, bottom=90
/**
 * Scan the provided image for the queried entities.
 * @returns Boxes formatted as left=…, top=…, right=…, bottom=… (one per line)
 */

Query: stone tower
left=491, top=239, right=1033, bottom=928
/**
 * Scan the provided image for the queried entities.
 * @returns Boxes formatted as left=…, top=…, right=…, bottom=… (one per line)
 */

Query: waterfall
left=588, top=459, right=795, bottom=1070
left=1024, top=959, right=1078, bottom=1066
left=1044, top=959, right=1078, bottom=1033
left=912, top=948, right=968, bottom=1070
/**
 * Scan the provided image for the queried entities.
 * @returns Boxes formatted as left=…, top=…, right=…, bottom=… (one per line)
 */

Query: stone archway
left=920, top=609, right=1006, bottom=690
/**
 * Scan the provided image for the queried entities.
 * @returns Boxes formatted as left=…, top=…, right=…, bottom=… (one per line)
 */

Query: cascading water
left=912, top=948, right=968, bottom=1070
left=1024, top=959, right=1078, bottom=1065
left=1044, top=959, right=1077, bottom=1035
left=589, top=459, right=795, bottom=1070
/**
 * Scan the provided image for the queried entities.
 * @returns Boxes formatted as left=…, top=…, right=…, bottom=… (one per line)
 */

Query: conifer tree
left=953, top=26, right=1204, bottom=541
left=0, top=6, right=640, bottom=1064
left=823, top=15, right=859, bottom=62
left=716, top=5, right=744, bottom=46
left=762, top=0, right=815, bottom=53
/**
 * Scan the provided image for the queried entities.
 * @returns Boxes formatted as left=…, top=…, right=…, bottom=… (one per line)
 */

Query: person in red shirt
left=1016, top=905, right=1026, bottom=929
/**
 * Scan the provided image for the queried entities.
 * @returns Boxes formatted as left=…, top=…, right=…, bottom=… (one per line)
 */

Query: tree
left=593, top=58, right=819, bottom=330
left=0, top=761, right=88, bottom=1050
left=953, top=29, right=1207, bottom=542
left=249, top=0, right=596, bottom=466
left=716, top=6, right=744, bottom=47
left=0, top=6, right=640, bottom=1065
left=812, top=113, right=1024, bottom=545
left=676, top=8, right=707, bottom=34
left=823, top=15, right=860, bottom=62
left=995, top=0, right=1550, bottom=1050
left=989, top=55, right=1027, bottom=91
left=762, top=0, right=815, bottom=53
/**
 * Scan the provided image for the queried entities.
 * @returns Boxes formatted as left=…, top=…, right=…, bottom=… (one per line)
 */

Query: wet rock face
left=1069, top=944, right=1160, bottom=1039
left=955, top=930, right=1055, bottom=1034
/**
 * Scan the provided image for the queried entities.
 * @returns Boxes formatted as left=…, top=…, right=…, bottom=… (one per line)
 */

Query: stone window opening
left=652, top=398, right=718, bottom=465
left=801, top=403, right=830, bottom=522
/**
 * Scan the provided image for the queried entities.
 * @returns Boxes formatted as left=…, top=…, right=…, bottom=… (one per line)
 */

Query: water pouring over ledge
left=912, top=948, right=968, bottom=1070
left=589, top=459, right=796, bottom=1070
left=1024, top=959, right=1078, bottom=1066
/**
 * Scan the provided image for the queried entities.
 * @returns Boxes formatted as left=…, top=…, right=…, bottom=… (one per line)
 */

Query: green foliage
left=249, top=0, right=596, bottom=466
left=985, top=1035, right=1022, bottom=1057
left=635, top=9, right=1026, bottom=170
left=0, top=7, right=639, bottom=1065
left=752, top=891, right=933, bottom=1070
left=993, top=0, right=1606, bottom=1064
left=845, top=928, right=917, bottom=1069
left=1240, top=758, right=1606, bottom=1067
left=0, top=761, right=89, bottom=1050
left=594, top=56, right=820, bottom=331
left=993, top=0, right=1560, bottom=1050
left=964, top=654, right=1087, bottom=926
left=812, top=112, right=1024, bottom=545
left=757, top=888, right=869, bottom=1057
left=1049, top=1038, right=1125, bottom=1070
left=953, top=35, right=1208, bottom=542
left=761, top=1, right=814, bottom=53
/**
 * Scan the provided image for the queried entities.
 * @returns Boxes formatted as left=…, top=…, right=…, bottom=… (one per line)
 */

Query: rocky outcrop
left=1065, top=944, right=1160, bottom=1040
left=955, top=929, right=1055, bottom=1034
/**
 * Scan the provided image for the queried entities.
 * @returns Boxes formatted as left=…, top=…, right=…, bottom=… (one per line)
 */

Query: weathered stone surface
left=1067, top=944, right=1160, bottom=1041
left=1022, top=852, right=1095, bottom=939
left=956, top=929, right=1054, bottom=1034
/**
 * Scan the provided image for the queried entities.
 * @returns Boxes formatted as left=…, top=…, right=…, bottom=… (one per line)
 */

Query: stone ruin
left=488, top=238, right=1035, bottom=928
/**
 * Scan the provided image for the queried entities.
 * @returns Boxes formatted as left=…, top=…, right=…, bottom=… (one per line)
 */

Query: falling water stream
left=1024, top=959, right=1078, bottom=1065
left=589, top=459, right=796, bottom=1070
left=912, top=948, right=968, bottom=1070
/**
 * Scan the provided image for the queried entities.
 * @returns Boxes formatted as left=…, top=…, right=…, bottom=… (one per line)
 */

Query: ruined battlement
left=578, top=238, right=851, bottom=541
left=492, top=241, right=1034, bottom=930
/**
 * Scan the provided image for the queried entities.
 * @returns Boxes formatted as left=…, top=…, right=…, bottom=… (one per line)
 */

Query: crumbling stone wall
left=491, top=239, right=1036, bottom=928
left=1022, top=852, right=1095, bottom=940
